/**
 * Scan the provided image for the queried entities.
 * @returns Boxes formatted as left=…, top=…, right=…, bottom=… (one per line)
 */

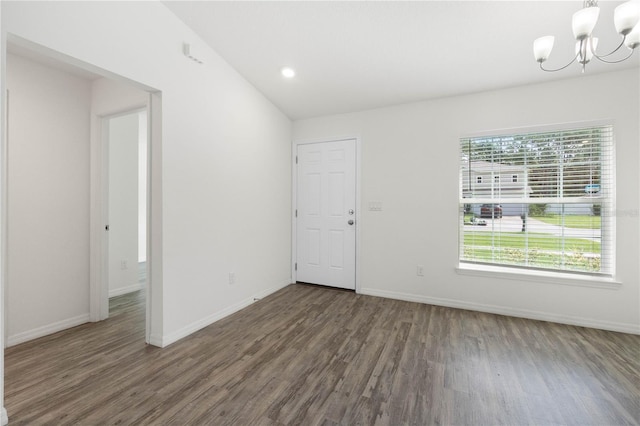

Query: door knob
left=348, top=220, right=354, bottom=225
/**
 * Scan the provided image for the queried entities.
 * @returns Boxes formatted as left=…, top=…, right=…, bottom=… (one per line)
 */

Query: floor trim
left=109, top=282, right=145, bottom=298
left=359, top=287, right=640, bottom=335
left=159, top=280, right=292, bottom=347
left=6, top=313, right=91, bottom=347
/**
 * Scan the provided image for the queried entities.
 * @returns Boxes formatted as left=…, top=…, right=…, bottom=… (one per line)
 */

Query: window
left=460, top=124, right=613, bottom=276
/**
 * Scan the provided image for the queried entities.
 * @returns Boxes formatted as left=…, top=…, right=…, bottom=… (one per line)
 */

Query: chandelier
left=533, top=0, right=640, bottom=72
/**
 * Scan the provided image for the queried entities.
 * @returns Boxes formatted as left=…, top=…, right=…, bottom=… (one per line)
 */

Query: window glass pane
left=460, top=125, right=612, bottom=276
left=462, top=203, right=602, bottom=273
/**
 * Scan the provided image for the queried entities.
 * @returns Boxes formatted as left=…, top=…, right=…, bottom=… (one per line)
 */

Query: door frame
left=90, top=92, right=162, bottom=346
left=291, top=136, right=362, bottom=292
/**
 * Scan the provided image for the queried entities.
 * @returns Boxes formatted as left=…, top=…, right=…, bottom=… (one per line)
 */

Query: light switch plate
left=368, top=201, right=383, bottom=211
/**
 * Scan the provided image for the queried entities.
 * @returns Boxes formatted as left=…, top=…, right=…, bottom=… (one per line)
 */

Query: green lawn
left=462, top=232, right=601, bottom=272
left=462, top=246, right=601, bottom=272
left=463, top=232, right=600, bottom=252
left=530, top=214, right=601, bottom=229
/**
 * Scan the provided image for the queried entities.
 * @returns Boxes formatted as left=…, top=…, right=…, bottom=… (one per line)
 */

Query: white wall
left=294, top=68, right=640, bottom=334
left=0, top=4, right=7, bottom=423
left=1, top=1, right=292, bottom=350
left=91, top=78, right=148, bottom=117
left=138, top=111, right=147, bottom=263
left=107, top=111, right=141, bottom=297
left=6, top=53, right=92, bottom=346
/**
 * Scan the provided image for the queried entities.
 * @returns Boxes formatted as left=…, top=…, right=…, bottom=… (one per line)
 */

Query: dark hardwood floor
left=5, top=283, right=640, bottom=425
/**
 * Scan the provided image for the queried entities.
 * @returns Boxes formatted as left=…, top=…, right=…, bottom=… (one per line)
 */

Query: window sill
left=456, top=263, right=621, bottom=289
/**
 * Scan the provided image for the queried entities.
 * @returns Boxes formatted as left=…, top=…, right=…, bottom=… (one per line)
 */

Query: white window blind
left=459, top=125, right=613, bottom=276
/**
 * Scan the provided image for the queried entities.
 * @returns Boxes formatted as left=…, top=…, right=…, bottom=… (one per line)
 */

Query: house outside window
left=460, top=124, right=613, bottom=276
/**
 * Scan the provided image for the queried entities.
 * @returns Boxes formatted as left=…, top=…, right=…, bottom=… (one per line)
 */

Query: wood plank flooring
left=5, top=283, right=640, bottom=425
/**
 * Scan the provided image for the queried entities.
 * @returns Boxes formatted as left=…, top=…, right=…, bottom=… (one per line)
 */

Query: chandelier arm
left=539, top=52, right=580, bottom=72
left=594, top=47, right=636, bottom=63
left=591, top=38, right=626, bottom=59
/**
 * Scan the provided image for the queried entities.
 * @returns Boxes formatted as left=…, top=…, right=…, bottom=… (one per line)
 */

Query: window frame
left=458, top=121, right=615, bottom=281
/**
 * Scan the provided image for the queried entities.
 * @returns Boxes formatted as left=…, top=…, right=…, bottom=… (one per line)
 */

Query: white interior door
left=296, top=139, right=356, bottom=290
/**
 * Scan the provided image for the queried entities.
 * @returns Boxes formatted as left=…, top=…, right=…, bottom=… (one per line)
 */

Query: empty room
left=0, top=1, right=639, bottom=425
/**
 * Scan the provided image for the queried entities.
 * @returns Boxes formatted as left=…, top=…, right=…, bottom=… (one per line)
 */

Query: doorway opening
left=103, top=109, right=148, bottom=304
left=3, top=36, right=162, bottom=347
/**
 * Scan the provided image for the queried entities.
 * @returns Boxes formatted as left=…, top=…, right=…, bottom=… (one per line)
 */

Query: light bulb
left=533, top=36, right=555, bottom=62
left=572, top=6, right=600, bottom=40
left=615, top=1, right=640, bottom=36
left=281, top=67, right=296, bottom=78
left=625, top=23, right=640, bottom=49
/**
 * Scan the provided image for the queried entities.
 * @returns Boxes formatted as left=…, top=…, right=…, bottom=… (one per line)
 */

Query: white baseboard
left=359, top=287, right=640, bottom=335
left=148, top=333, right=163, bottom=348
left=7, top=313, right=91, bottom=347
left=159, top=280, right=292, bottom=347
left=2, top=407, right=7, bottom=426
left=109, top=282, right=145, bottom=298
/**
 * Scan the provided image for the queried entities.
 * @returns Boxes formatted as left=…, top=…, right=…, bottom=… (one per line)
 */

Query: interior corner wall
left=6, top=53, right=92, bottom=346
left=2, top=1, right=292, bottom=347
left=138, top=111, right=147, bottom=264
left=91, top=78, right=148, bottom=117
left=293, top=67, right=640, bottom=334
left=0, top=4, right=7, bottom=424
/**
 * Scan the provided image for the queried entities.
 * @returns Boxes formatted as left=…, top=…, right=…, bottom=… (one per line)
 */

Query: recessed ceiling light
left=281, top=67, right=296, bottom=78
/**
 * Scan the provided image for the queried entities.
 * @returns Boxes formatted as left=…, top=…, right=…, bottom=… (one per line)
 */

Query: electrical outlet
left=417, top=265, right=424, bottom=276
left=228, top=272, right=236, bottom=285
left=121, top=260, right=128, bottom=270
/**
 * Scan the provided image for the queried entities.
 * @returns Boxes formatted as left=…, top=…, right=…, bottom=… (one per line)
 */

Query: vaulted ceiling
left=164, top=1, right=639, bottom=120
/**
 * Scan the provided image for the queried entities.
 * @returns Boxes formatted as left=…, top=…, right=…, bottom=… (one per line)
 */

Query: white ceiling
left=166, top=1, right=639, bottom=120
